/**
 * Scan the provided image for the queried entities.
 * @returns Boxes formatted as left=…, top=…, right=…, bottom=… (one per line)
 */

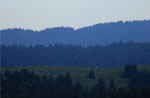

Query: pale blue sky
left=0, top=0, right=150, bottom=30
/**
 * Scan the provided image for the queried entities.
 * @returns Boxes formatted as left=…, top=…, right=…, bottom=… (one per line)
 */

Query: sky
left=0, top=0, right=150, bottom=30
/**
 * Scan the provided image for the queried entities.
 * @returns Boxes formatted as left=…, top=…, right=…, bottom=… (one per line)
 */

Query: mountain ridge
left=1, top=20, right=150, bottom=46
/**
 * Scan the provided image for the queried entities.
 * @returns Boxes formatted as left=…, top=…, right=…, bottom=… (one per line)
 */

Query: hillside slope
left=1, top=20, right=150, bottom=46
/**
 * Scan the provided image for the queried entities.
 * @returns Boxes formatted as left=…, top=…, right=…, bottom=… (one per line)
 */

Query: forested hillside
left=1, top=42, right=150, bottom=67
left=1, top=20, right=150, bottom=46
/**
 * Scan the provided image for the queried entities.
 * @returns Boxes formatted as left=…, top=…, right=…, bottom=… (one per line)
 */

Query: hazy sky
left=0, top=0, right=150, bottom=30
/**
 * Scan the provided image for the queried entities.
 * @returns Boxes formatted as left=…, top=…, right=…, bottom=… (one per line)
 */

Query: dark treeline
left=1, top=42, right=150, bottom=67
left=123, top=64, right=150, bottom=88
left=1, top=65, right=150, bottom=98
left=1, top=20, right=150, bottom=46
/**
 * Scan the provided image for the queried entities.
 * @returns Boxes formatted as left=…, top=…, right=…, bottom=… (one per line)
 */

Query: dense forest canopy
left=1, top=42, right=150, bottom=67
left=1, top=20, right=150, bottom=46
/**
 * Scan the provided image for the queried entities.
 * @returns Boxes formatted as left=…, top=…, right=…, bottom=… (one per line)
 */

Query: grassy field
left=1, top=65, right=150, bottom=90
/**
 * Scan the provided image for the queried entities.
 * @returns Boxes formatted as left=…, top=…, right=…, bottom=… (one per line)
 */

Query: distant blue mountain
left=1, top=20, right=150, bottom=46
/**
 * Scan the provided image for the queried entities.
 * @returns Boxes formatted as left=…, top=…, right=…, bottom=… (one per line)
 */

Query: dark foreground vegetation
left=1, top=42, right=150, bottom=67
left=1, top=65, right=150, bottom=98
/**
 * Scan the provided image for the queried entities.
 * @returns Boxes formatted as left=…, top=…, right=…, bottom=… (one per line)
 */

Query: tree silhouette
left=88, top=70, right=95, bottom=79
left=109, top=80, right=115, bottom=90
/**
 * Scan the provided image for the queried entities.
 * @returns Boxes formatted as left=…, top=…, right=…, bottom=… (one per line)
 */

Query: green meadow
left=1, top=65, right=150, bottom=90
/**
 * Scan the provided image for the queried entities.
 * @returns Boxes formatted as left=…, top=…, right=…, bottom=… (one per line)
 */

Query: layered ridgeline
left=1, top=42, right=150, bottom=67
left=1, top=20, right=150, bottom=46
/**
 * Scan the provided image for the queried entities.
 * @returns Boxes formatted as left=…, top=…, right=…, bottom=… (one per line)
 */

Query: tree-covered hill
left=1, top=20, right=150, bottom=46
left=1, top=42, right=150, bottom=67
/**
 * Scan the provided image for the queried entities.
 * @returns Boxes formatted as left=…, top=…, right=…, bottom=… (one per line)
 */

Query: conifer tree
left=88, top=70, right=95, bottom=79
